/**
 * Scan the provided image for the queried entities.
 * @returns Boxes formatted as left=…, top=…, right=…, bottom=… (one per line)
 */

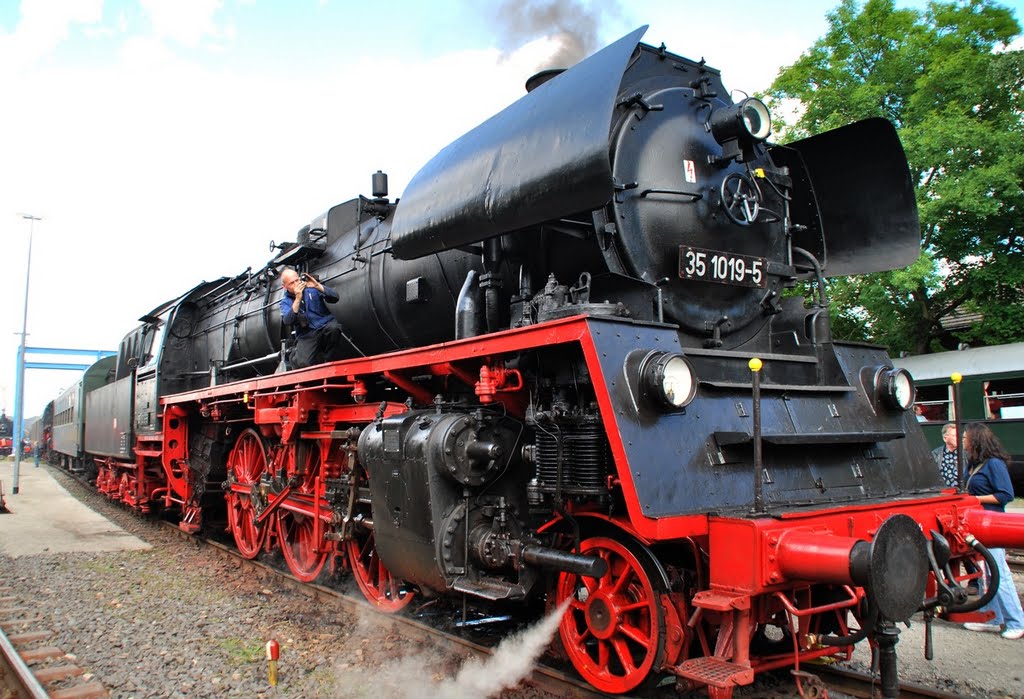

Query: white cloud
left=0, top=0, right=103, bottom=75
left=138, top=0, right=224, bottom=47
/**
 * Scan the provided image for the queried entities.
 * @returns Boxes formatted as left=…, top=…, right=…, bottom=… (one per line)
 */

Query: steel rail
left=810, top=664, right=966, bottom=699
left=0, top=624, right=50, bottom=699
left=1007, top=548, right=1024, bottom=574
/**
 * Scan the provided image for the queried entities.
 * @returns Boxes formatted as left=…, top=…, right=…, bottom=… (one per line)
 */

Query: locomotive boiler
left=53, top=26, right=1024, bottom=698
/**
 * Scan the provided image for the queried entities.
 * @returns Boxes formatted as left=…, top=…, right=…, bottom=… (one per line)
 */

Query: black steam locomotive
left=50, top=27, right=1023, bottom=697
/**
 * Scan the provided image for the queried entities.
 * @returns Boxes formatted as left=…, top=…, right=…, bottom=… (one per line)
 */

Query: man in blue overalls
left=279, top=268, right=345, bottom=369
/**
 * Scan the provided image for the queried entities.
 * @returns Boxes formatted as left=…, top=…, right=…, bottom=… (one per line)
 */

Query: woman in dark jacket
left=961, top=423, right=1024, bottom=639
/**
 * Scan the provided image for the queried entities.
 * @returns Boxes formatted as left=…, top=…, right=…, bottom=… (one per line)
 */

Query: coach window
left=913, top=385, right=951, bottom=422
left=984, top=378, right=1024, bottom=419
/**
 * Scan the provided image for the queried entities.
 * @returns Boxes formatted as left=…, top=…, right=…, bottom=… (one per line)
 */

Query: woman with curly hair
left=961, top=423, right=1024, bottom=640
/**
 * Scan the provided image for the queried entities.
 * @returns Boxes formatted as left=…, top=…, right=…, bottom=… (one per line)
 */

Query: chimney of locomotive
left=524, top=68, right=564, bottom=93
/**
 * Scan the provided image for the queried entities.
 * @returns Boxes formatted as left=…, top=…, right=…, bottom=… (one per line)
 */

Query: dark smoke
left=494, top=0, right=620, bottom=69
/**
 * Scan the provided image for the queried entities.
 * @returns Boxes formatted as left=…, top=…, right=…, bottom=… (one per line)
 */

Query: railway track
left=0, top=585, right=108, bottom=699
left=1007, top=548, right=1024, bottom=574
left=809, top=665, right=966, bottom=699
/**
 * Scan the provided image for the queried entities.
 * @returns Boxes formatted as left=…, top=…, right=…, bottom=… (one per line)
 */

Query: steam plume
left=431, top=599, right=571, bottom=698
left=494, top=0, right=620, bottom=69
left=331, top=600, right=572, bottom=698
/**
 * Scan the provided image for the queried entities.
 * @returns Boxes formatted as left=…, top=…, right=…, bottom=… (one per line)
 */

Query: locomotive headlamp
left=709, top=98, right=773, bottom=156
left=642, top=352, right=697, bottom=410
left=878, top=367, right=915, bottom=410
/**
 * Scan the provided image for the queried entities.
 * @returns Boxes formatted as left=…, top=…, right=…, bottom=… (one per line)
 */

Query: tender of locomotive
left=57, top=27, right=1024, bottom=698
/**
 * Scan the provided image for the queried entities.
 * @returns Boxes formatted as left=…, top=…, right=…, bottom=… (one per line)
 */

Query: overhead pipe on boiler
left=481, top=237, right=503, bottom=334
left=218, top=352, right=281, bottom=374
left=455, top=270, right=482, bottom=340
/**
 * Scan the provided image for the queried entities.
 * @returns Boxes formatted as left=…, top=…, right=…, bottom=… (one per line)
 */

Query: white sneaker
left=1002, top=628, right=1024, bottom=640
left=964, top=622, right=1002, bottom=633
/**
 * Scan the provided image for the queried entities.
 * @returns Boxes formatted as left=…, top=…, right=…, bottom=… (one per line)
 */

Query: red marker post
left=266, top=639, right=280, bottom=686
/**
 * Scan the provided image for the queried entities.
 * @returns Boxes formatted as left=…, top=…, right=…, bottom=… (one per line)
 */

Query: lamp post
left=12, top=213, right=41, bottom=495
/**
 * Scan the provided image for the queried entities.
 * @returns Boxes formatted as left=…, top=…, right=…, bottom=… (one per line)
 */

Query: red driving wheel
left=557, top=536, right=667, bottom=694
left=277, top=510, right=327, bottom=582
left=276, top=444, right=326, bottom=581
left=225, top=429, right=267, bottom=559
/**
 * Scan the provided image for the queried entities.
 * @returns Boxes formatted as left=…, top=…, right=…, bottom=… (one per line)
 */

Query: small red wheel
left=277, top=510, right=327, bottom=582
left=557, top=536, right=667, bottom=694
left=225, top=429, right=268, bottom=559
left=346, top=529, right=414, bottom=612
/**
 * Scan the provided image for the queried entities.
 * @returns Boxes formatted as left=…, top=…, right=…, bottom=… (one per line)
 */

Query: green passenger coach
left=895, top=342, right=1024, bottom=495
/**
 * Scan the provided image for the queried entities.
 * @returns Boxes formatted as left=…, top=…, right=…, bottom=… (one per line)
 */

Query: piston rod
left=522, top=545, right=608, bottom=578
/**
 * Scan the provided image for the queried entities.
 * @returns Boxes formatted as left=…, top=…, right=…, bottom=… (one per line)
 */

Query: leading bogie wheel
left=556, top=535, right=669, bottom=694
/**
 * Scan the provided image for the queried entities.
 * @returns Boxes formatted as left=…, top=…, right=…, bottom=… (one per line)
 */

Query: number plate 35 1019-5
left=679, top=246, right=766, bottom=288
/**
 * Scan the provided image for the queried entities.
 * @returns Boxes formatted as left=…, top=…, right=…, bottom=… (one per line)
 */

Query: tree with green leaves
left=765, top=0, right=1023, bottom=355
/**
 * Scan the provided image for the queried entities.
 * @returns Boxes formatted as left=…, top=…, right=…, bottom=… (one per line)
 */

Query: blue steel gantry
left=10, top=346, right=116, bottom=494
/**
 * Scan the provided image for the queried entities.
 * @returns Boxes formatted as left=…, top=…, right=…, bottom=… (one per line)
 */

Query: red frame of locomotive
left=85, top=314, right=1014, bottom=697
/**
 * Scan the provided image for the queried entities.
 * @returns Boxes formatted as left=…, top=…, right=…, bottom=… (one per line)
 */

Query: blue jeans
left=981, top=548, right=1024, bottom=631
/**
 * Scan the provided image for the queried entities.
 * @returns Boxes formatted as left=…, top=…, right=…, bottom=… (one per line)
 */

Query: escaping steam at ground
left=431, top=598, right=571, bottom=699
left=330, top=599, right=572, bottom=698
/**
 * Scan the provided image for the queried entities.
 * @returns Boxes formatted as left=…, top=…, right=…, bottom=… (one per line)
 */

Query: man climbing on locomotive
left=279, top=267, right=344, bottom=368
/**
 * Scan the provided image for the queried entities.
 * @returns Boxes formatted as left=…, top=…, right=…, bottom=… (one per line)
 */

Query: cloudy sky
left=1, top=0, right=1020, bottom=419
